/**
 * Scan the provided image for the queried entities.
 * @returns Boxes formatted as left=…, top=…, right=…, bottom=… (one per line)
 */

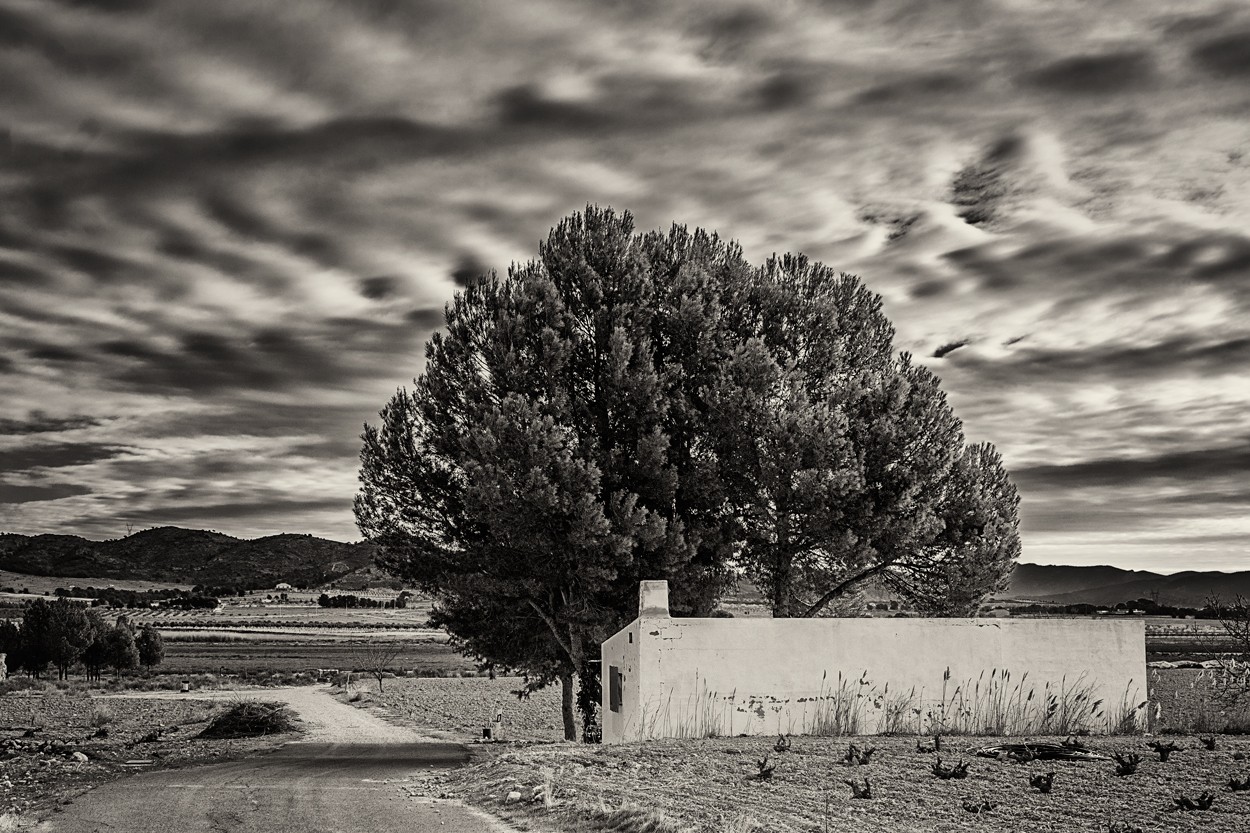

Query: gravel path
left=102, top=684, right=431, bottom=744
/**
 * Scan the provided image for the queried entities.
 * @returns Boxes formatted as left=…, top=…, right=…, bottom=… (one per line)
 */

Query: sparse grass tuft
left=574, top=801, right=684, bottom=833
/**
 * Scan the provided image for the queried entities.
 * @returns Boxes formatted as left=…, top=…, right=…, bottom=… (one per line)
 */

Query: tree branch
left=526, top=598, right=575, bottom=662
left=800, top=561, right=892, bottom=618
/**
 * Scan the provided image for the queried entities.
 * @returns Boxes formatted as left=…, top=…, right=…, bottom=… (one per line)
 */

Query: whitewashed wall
left=601, top=581, right=1146, bottom=742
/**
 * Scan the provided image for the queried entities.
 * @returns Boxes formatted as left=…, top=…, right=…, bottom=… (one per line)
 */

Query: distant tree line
left=317, top=592, right=410, bottom=610
left=0, top=598, right=164, bottom=679
left=161, top=595, right=220, bottom=610
left=1009, top=599, right=1221, bottom=618
left=31, top=585, right=230, bottom=609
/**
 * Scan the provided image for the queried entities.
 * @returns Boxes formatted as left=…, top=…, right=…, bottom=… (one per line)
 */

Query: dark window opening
left=609, top=665, right=623, bottom=712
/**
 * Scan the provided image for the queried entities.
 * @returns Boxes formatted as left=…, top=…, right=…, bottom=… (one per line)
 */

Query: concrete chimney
left=639, top=580, right=670, bottom=618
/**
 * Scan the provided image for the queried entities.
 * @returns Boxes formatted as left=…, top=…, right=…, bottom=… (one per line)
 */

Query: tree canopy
left=356, top=206, right=1020, bottom=740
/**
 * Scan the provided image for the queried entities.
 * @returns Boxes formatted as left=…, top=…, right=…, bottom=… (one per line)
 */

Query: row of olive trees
left=0, top=597, right=164, bottom=680
left=356, top=207, right=1022, bottom=740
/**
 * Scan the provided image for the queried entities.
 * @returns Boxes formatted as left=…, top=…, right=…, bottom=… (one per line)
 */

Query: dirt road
left=41, top=685, right=509, bottom=833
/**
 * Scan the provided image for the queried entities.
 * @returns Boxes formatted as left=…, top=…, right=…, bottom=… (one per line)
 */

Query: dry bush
left=198, top=700, right=297, bottom=739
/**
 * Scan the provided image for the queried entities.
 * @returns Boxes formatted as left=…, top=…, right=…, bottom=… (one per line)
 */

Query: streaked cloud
left=2, top=0, right=1247, bottom=571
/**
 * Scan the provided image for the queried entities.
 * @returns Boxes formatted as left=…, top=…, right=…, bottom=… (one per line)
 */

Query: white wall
left=602, top=581, right=1147, bottom=742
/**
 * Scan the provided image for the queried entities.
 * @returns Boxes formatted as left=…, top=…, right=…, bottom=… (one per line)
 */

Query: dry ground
left=420, top=734, right=1250, bottom=833
left=0, top=690, right=295, bottom=822
left=336, top=676, right=565, bottom=742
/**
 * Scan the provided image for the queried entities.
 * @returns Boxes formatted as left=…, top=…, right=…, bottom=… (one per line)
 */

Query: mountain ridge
left=1003, top=563, right=1250, bottom=607
left=0, top=526, right=376, bottom=590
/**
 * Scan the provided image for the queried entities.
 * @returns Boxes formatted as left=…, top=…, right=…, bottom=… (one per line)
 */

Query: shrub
left=199, top=701, right=297, bottom=739
left=0, top=676, right=43, bottom=696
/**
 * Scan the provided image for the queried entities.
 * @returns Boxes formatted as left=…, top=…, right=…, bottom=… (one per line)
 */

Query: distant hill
left=1002, top=563, right=1250, bottom=607
left=0, top=527, right=377, bottom=590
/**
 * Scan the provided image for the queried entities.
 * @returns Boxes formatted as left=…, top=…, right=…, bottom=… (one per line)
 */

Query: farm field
left=340, top=676, right=565, bottom=741
left=161, top=637, right=477, bottom=677
left=432, top=732, right=1250, bottom=833
left=124, top=600, right=435, bottom=629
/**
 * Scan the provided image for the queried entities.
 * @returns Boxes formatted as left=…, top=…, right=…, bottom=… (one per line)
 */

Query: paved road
left=42, top=686, right=509, bottom=833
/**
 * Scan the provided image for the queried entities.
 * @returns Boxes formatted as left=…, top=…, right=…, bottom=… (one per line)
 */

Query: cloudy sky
left=1, top=0, right=1248, bottom=573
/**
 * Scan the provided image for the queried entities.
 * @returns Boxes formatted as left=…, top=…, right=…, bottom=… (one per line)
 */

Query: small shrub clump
left=199, top=701, right=297, bottom=739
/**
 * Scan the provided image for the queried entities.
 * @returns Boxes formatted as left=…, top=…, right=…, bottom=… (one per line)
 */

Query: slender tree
left=81, top=608, right=111, bottom=683
left=136, top=624, right=164, bottom=671
left=107, top=616, right=139, bottom=678
left=48, top=598, right=92, bottom=680
left=19, top=598, right=55, bottom=678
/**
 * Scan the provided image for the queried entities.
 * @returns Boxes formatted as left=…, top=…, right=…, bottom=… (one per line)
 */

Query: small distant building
left=274, top=583, right=293, bottom=591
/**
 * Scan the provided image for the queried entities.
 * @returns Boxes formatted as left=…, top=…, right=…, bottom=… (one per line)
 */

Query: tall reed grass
left=633, top=666, right=1142, bottom=739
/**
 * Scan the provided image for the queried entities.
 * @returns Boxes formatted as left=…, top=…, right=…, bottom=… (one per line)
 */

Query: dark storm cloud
left=27, top=346, right=82, bottom=363
left=102, top=317, right=426, bottom=397
left=495, top=85, right=611, bottom=132
left=358, top=276, right=399, bottom=301
left=1190, top=30, right=1250, bottom=78
left=405, top=307, right=444, bottom=330
left=1012, top=442, right=1250, bottom=491
left=0, top=444, right=124, bottom=471
left=53, top=0, right=155, bottom=12
left=0, top=260, right=54, bottom=287
left=124, top=497, right=348, bottom=526
left=948, top=335, right=1250, bottom=387
left=850, top=72, right=974, bottom=108
left=0, top=6, right=136, bottom=75
left=1018, top=51, right=1157, bottom=95
left=493, top=78, right=711, bottom=138
left=12, top=118, right=475, bottom=203
left=693, top=6, right=776, bottom=62
left=932, top=340, right=968, bottom=358
left=753, top=71, right=819, bottom=110
left=908, top=279, right=949, bottom=299
left=450, top=255, right=492, bottom=288
left=0, top=483, right=93, bottom=504
left=944, top=229, right=1250, bottom=303
left=52, top=244, right=136, bottom=282
left=0, top=414, right=103, bottom=435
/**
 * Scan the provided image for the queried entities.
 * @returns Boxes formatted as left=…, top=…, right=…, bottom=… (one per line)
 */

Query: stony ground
left=337, top=676, right=565, bottom=742
left=0, top=690, right=295, bottom=823
left=418, top=733, right=1250, bottom=833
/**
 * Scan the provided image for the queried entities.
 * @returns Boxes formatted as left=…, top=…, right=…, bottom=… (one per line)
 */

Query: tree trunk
left=771, top=548, right=794, bottom=618
left=560, top=671, right=577, bottom=741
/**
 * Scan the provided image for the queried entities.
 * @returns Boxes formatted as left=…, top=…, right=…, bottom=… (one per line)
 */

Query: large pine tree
left=356, top=207, right=1021, bottom=738
left=356, top=209, right=743, bottom=739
